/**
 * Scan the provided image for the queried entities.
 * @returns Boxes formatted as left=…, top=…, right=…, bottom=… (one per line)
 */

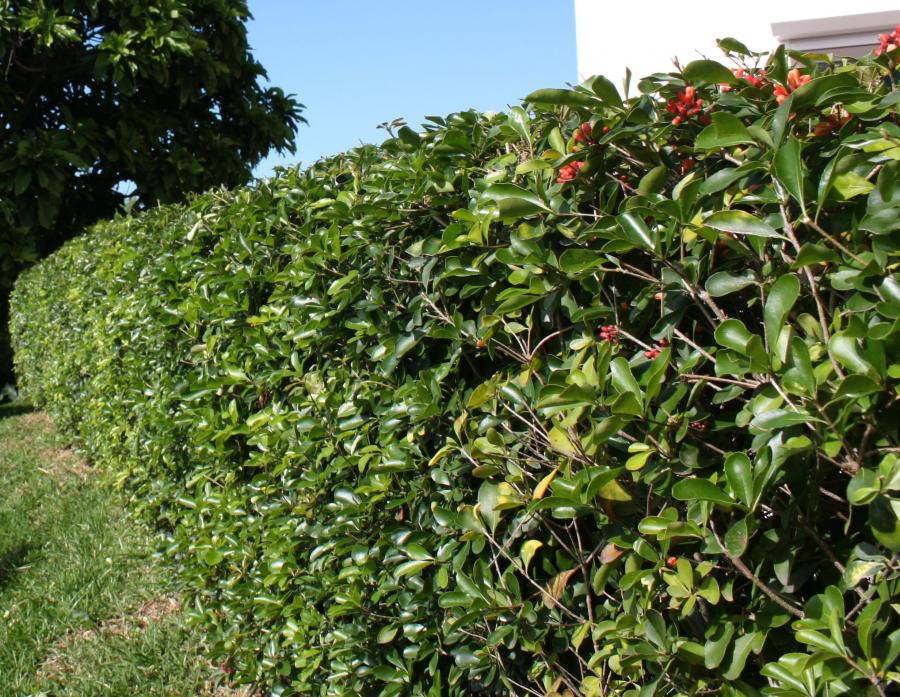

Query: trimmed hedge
left=11, top=41, right=900, bottom=696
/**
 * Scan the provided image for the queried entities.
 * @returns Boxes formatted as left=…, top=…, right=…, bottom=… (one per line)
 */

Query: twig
left=673, top=328, right=716, bottom=363
left=710, top=522, right=805, bottom=619
left=683, top=373, right=760, bottom=389
left=779, top=202, right=844, bottom=378
left=803, top=217, right=865, bottom=266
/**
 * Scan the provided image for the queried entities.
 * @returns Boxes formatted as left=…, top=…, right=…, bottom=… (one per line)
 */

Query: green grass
left=0, top=406, right=232, bottom=696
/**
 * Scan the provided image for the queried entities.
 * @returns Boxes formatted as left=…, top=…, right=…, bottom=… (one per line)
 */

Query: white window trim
left=772, top=9, right=900, bottom=53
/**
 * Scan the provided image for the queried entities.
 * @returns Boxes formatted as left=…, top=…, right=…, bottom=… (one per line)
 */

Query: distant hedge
left=11, top=40, right=900, bottom=696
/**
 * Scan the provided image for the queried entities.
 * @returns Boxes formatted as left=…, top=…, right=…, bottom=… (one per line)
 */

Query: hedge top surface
left=11, top=39, right=900, bottom=696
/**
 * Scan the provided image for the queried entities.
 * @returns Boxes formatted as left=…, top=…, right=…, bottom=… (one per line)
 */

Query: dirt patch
left=37, top=444, right=92, bottom=480
left=12, top=411, right=92, bottom=480
left=39, top=595, right=183, bottom=680
left=18, top=411, right=52, bottom=429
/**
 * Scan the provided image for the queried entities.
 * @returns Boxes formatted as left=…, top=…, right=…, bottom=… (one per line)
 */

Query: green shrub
left=11, top=40, right=900, bottom=696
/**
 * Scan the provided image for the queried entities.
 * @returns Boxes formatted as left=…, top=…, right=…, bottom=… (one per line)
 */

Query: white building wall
left=574, top=0, right=900, bottom=86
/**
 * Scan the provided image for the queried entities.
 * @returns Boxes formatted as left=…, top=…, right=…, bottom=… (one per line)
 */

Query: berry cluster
left=721, top=68, right=767, bottom=92
left=557, top=160, right=584, bottom=183
left=690, top=420, right=708, bottom=432
left=876, top=25, right=900, bottom=56
left=643, top=337, right=669, bottom=359
left=773, top=68, right=811, bottom=105
left=599, top=324, right=619, bottom=343
left=666, top=86, right=707, bottom=126
left=573, top=122, right=594, bottom=144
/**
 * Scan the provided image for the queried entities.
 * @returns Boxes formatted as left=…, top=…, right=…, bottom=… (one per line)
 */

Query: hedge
left=11, top=39, right=900, bottom=696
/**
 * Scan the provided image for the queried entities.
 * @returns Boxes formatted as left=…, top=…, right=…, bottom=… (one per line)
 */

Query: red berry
left=666, top=556, right=678, bottom=568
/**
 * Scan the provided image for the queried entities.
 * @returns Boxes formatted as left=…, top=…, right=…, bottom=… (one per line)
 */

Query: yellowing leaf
left=625, top=450, right=653, bottom=471
left=533, top=467, right=558, bottom=500
left=547, top=427, right=579, bottom=456
left=542, top=567, right=578, bottom=608
left=427, top=444, right=455, bottom=468
left=595, top=479, right=633, bottom=502
left=520, top=539, right=544, bottom=570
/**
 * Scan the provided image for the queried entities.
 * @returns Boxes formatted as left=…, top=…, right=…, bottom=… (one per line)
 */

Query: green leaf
left=507, top=107, right=531, bottom=145
left=699, top=163, right=765, bottom=195
left=201, top=549, right=224, bottom=565
left=377, top=625, right=399, bottom=644
left=483, top=183, right=549, bottom=219
left=695, top=113, right=754, bottom=150
left=832, top=172, right=874, bottom=199
left=672, top=478, right=734, bottom=506
left=771, top=94, right=794, bottom=148
left=834, top=374, right=880, bottom=400
left=792, top=73, right=861, bottom=110
left=525, top=88, right=598, bottom=108
left=683, top=59, right=739, bottom=85
left=750, top=409, right=818, bottom=431
left=394, top=558, right=433, bottom=579
left=774, top=137, right=806, bottom=213
left=706, top=270, right=757, bottom=297
left=722, top=632, right=761, bottom=680
left=829, top=333, right=877, bottom=377
left=793, top=243, right=840, bottom=267
left=609, top=356, right=641, bottom=398
left=617, top=212, right=656, bottom=251
left=638, top=165, right=668, bottom=195
left=587, top=75, right=622, bottom=106
left=763, top=274, right=800, bottom=349
left=704, top=210, right=782, bottom=238
left=724, top=518, right=750, bottom=557
left=847, top=469, right=880, bottom=506
left=795, top=629, right=842, bottom=655
left=717, top=37, right=753, bottom=56
left=715, top=318, right=754, bottom=353
left=725, top=453, right=754, bottom=507
left=558, top=248, right=603, bottom=274
left=704, top=623, right=735, bottom=669
left=548, top=127, right=566, bottom=153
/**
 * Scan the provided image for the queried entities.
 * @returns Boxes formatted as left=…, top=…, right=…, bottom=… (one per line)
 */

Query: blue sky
left=246, top=1, right=577, bottom=177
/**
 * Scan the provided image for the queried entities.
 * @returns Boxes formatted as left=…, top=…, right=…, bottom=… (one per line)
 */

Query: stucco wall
left=574, top=0, right=900, bottom=87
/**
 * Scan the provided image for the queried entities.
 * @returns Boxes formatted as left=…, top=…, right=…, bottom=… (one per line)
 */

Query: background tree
left=0, top=0, right=304, bottom=385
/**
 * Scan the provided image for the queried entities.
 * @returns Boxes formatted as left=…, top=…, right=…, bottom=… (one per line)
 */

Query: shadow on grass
left=0, top=402, right=32, bottom=420
left=0, top=544, right=34, bottom=592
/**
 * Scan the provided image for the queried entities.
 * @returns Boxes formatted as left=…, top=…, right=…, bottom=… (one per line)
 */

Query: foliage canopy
left=0, top=0, right=304, bottom=383
left=11, top=39, right=900, bottom=696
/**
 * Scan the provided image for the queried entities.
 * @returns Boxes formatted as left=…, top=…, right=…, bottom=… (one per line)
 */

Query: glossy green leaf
left=706, top=270, right=757, bottom=297
left=672, top=478, right=734, bottom=506
left=484, top=183, right=549, bottom=218
left=774, top=137, right=806, bottom=213
left=695, top=113, right=754, bottom=149
left=704, top=210, right=781, bottom=238
left=725, top=453, right=754, bottom=507
left=617, top=211, right=656, bottom=251
left=524, top=88, right=598, bottom=107
left=684, top=59, right=739, bottom=85
left=763, top=274, right=800, bottom=349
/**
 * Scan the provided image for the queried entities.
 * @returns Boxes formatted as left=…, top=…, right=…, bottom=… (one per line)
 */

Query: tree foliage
left=0, top=0, right=304, bottom=383
left=10, top=40, right=900, bottom=696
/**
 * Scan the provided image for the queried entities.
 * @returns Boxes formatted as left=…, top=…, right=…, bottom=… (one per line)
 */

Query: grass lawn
left=0, top=404, right=237, bottom=696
